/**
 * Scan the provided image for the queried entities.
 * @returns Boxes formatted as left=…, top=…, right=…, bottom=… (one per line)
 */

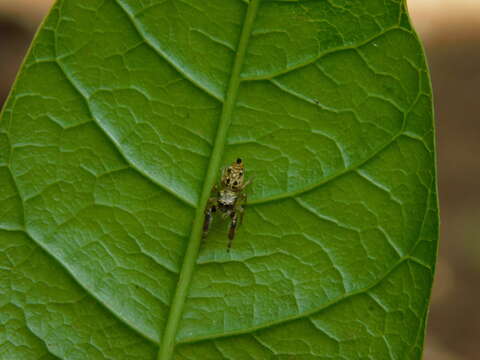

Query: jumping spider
left=202, top=158, right=252, bottom=251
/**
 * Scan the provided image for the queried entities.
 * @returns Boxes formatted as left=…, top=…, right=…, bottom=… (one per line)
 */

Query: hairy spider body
left=218, top=189, right=237, bottom=208
left=202, top=158, right=251, bottom=251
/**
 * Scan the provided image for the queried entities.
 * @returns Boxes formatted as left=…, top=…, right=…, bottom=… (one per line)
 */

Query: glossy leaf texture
left=0, top=0, right=438, bottom=359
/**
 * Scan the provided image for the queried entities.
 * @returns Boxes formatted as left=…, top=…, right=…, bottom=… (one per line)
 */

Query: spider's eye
left=236, top=158, right=242, bottom=164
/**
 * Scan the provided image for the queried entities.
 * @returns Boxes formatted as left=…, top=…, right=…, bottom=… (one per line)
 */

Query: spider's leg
left=202, top=198, right=217, bottom=242
left=227, top=211, right=238, bottom=252
left=202, top=184, right=219, bottom=242
left=241, top=179, right=251, bottom=190
left=241, top=174, right=255, bottom=190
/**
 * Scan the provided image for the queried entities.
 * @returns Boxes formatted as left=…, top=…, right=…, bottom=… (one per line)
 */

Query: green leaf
left=0, top=0, right=438, bottom=359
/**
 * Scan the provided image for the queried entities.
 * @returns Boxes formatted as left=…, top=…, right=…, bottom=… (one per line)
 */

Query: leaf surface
left=0, top=0, right=438, bottom=359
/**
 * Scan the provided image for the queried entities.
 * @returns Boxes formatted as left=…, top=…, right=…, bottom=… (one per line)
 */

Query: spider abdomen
left=218, top=190, right=237, bottom=208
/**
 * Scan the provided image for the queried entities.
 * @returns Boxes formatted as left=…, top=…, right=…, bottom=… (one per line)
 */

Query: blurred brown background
left=0, top=1, right=478, bottom=359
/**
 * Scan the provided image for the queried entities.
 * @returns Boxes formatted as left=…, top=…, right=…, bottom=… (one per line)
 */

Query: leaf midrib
left=157, top=1, right=260, bottom=359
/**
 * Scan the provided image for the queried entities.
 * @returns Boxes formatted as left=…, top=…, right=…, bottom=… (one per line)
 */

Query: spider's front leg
left=227, top=202, right=245, bottom=252
left=227, top=211, right=238, bottom=252
left=202, top=201, right=217, bottom=242
left=240, top=177, right=253, bottom=191
left=202, top=186, right=218, bottom=242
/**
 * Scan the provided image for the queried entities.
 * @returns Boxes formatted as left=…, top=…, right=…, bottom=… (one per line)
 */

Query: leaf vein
left=178, top=178, right=434, bottom=345
left=240, top=26, right=402, bottom=81
left=54, top=60, right=196, bottom=208
left=249, top=131, right=402, bottom=205
left=0, top=227, right=158, bottom=345
left=113, top=0, right=223, bottom=102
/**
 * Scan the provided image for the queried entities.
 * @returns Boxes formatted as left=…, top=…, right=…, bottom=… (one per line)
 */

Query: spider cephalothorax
left=202, top=158, right=252, bottom=251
